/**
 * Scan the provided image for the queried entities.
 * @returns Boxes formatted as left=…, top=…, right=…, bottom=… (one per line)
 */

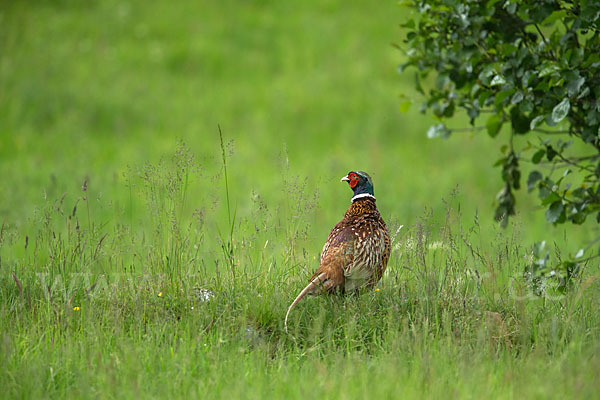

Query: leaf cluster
left=524, top=240, right=582, bottom=296
left=400, top=0, right=600, bottom=226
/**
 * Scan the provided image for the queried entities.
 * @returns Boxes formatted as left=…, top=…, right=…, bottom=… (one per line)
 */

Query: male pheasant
left=285, top=171, right=391, bottom=331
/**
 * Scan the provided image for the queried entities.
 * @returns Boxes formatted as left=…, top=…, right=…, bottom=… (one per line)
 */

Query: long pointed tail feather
left=284, top=272, right=327, bottom=333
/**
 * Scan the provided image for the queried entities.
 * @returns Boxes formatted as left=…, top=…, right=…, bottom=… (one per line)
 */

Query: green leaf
left=486, top=114, right=503, bottom=137
left=530, top=115, right=545, bottom=130
left=399, top=100, right=411, bottom=113
left=545, top=114, right=558, bottom=127
left=426, top=123, right=450, bottom=139
left=577, top=86, right=590, bottom=99
left=566, top=77, right=585, bottom=97
left=505, top=2, right=517, bottom=14
left=519, top=99, right=534, bottom=113
left=542, top=10, right=567, bottom=25
left=495, top=89, right=515, bottom=107
left=538, top=65, right=559, bottom=78
left=511, top=92, right=524, bottom=104
left=572, top=187, right=587, bottom=199
left=527, top=171, right=543, bottom=191
left=551, top=98, right=570, bottom=124
left=535, top=80, right=551, bottom=92
left=532, top=149, right=545, bottom=164
left=510, top=107, right=531, bottom=134
left=541, top=191, right=560, bottom=206
left=546, top=145, right=557, bottom=161
left=545, top=201, right=564, bottom=223
left=478, top=65, right=496, bottom=86
left=490, top=75, right=506, bottom=86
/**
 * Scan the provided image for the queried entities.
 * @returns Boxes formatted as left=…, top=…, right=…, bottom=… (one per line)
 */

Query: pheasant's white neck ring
left=351, top=193, right=376, bottom=202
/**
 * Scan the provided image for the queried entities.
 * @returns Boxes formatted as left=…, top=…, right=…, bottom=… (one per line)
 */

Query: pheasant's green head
left=341, top=171, right=375, bottom=201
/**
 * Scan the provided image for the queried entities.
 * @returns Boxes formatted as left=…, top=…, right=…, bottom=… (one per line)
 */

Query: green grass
left=1, top=0, right=600, bottom=398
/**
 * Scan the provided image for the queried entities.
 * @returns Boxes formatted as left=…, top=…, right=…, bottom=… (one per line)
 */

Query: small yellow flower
left=375, top=288, right=381, bottom=292
left=158, top=292, right=163, bottom=297
left=73, top=306, right=80, bottom=311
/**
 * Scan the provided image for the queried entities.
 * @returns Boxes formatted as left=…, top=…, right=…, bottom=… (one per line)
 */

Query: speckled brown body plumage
left=313, top=197, right=390, bottom=293
left=285, top=171, right=390, bottom=332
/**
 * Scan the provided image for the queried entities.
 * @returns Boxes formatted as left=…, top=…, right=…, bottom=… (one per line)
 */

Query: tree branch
left=533, top=129, right=570, bottom=135
left=534, top=23, right=557, bottom=60
left=553, top=152, right=596, bottom=173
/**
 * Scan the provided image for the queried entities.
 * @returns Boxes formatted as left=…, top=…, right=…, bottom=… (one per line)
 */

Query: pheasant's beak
left=340, top=175, right=350, bottom=182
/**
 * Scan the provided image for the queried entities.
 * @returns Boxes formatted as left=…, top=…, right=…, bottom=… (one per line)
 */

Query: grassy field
left=1, top=0, right=600, bottom=398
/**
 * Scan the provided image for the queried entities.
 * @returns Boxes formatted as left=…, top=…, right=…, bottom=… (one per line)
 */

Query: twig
left=532, top=129, right=570, bottom=135
left=554, top=152, right=596, bottom=173
left=534, top=23, right=557, bottom=60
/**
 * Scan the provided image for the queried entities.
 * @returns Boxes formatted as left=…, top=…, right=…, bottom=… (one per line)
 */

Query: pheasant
left=285, top=171, right=391, bottom=331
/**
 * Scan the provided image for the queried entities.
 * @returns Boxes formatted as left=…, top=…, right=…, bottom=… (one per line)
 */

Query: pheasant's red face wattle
left=348, top=173, right=360, bottom=189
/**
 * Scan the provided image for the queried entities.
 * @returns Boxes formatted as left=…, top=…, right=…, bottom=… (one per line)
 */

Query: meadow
left=1, top=0, right=599, bottom=398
